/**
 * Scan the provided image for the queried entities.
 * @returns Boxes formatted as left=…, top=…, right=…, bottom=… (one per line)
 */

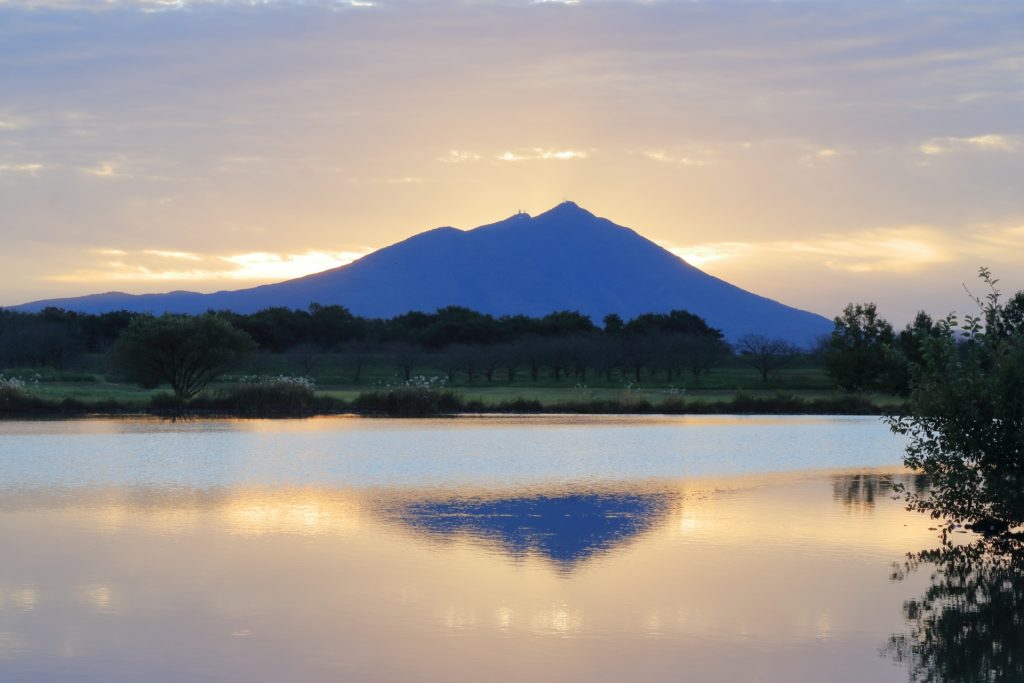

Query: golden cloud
left=46, top=247, right=375, bottom=284
left=663, top=226, right=957, bottom=274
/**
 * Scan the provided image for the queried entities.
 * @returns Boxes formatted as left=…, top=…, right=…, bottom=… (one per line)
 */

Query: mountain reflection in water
left=0, top=468, right=944, bottom=683
left=384, top=490, right=677, bottom=571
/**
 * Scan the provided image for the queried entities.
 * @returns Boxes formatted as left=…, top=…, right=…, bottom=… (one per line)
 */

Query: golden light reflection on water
left=0, top=470, right=942, bottom=683
left=221, top=491, right=365, bottom=537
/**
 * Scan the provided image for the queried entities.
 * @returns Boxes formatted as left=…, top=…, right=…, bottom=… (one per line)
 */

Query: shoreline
left=0, top=392, right=899, bottom=419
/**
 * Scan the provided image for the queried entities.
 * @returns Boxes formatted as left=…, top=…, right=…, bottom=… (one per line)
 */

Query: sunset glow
left=45, top=248, right=373, bottom=285
left=0, top=0, right=1021, bottom=323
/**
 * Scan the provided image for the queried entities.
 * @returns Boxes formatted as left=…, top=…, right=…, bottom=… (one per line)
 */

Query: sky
left=0, top=0, right=1022, bottom=325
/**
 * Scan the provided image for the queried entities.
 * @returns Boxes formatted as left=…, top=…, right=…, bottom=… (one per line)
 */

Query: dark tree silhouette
left=824, top=302, right=902, bottom=391
left=112, top=314, right=255, bottom=398
left=736, top=334, right=799, bottom=382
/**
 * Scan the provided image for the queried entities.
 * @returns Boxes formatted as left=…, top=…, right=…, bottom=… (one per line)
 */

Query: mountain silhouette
left=13, top=202, right=831, bottom=344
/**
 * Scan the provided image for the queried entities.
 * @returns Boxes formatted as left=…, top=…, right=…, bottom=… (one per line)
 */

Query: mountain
left=12, top=202, right=832, bottom=345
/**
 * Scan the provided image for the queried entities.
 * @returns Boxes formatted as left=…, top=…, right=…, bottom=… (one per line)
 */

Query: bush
left=0, top=375, right=36, bottom=412
left=352, top=376, right=464, bottom=416
left=0, top=375, right=128, bottom=415
left=215, top=376, right=318, bottom=416
left=888, top=269, right=1024, bottom=537
left=493, top=398, right=545, bottom=413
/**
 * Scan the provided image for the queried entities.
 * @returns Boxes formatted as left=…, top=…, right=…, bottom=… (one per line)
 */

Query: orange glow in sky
left=0, top=0, right=1021, bottom=323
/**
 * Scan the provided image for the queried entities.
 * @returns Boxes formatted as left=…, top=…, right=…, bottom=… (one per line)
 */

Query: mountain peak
left=535, top=200, right=597, bottom=222
left=10, top=203, right=832, bottom=345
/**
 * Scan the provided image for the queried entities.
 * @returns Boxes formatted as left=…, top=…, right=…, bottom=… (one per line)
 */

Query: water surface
left=0, top=416, right=950, bottom=682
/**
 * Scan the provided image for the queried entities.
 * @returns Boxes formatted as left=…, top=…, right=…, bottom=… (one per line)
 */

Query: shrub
left=0, top=374, right=35, bottom=411
left=352, top=376, right=463, bottom=416
left=216, top=376, right=318, bottom=416
left=492, top=398, right=545, bottom=413
left=888, top=269, right=1024, bottom=538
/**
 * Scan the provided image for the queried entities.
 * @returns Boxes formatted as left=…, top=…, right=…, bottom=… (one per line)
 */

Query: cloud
left=379, top=176, right=423, bottom=185
left=82, top=162, right=125, bottom=178
left=642, top=150, right=712, bottom=167
left=664, top=226, right=956, bottom=274
left=439, top=150, right=482, bottom=164
left=142, top=249, right=203, bottom=261
left=1, top=0, right=1022, bottom=316
left=0, top=1, right=375, bottom=9
left=918, top=134, right=1020, bottom=156
left=798, top=147, right=848, bottom=167
left=0, top=162, right=43, bottom=176
left=971, top=223, right=1024, bottom=253
left=47, top=247, right=375, bottom=284
left=496, top=148, right=588, bottom=162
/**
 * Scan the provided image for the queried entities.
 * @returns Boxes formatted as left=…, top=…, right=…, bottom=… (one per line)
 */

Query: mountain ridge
left=10, top=202, right=832, bottom=345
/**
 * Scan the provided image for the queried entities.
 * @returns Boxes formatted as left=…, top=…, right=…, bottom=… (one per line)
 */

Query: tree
left=888, top=269, right=1024, bottom=537
left=309, top=303, right=361, bottom=350
left=735, top=334, right=799, bottom=382
left=624, top=309, right=722, bottom=338
left=602, top=313, right=624, bottom=334
left=823, top=302, right=901, bottom=391
left=112, top=314, right=255, bottom=399
left=678, top=334, right=730, bottom=382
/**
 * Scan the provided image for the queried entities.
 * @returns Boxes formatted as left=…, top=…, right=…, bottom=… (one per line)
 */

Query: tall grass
left=176, top=376, right=329, bottom=417
left=1, top=374, right=126, bottom=415
left=351, top=376, right=465, bottom=416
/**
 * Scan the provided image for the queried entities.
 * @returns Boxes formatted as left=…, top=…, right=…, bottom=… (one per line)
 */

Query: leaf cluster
left=888, top=269, right=1024, bottom=535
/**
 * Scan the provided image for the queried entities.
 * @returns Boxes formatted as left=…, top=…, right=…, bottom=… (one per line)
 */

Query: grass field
left=3, top=363, right=903, bottom=413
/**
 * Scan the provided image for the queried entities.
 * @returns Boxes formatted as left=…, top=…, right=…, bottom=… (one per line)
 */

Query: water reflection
left=0, top=469, right=941, bottom=683
left=384, top=489, right=678, bottom=571
left=832, top=473, right=929, bottom=509
left=886, top=539, right=1024, bottom=683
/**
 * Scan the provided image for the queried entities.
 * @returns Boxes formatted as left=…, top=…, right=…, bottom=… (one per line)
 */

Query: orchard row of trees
left=105, top=308, right=743, bottom=398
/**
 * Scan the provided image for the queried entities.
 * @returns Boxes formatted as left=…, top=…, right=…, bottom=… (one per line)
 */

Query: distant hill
left=12, top=202, right=832, bottom=345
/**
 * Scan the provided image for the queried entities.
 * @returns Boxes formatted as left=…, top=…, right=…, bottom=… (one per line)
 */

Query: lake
left=0, top=416, right=955, bottom=682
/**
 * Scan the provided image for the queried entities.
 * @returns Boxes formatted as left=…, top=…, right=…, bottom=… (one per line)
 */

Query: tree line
left=6, top=297, right=1003, bottom=398
left=2, top=305, right=763, bottom=390
left=1, top=305, right=718, bottom=357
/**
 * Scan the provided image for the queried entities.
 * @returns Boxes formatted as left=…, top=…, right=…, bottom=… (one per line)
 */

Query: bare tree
left=736, top=334, right=800, bottom=382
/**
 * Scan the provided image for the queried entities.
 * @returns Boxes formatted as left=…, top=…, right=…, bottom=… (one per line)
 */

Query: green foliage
left=623, top=309, right=722, bottom=338
left=824, top=302, right=905, bottom=391
left=351, top=377, right=464, bottom=416
left=112, top=314, right=256, bottom=399
left=888, top=269, right=1024, bottom=536
left=222, top=376, right=317, bottom=415
left=602, top=313, right=624, bottom=334
left=0, top=374, right=36, bottom=412
left=0, top=375, right=125, bottom=414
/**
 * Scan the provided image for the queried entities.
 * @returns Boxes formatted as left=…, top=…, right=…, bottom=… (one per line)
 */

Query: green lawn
left=4, top=357, right=902, bottom=410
